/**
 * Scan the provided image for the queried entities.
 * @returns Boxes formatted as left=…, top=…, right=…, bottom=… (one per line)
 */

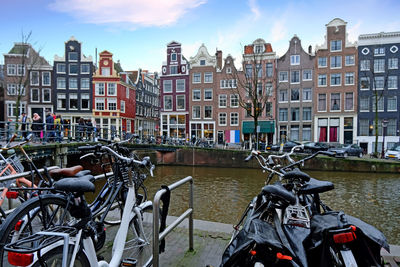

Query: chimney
left=308, top=45, right=312, bottom=54
left=216, top=50, right=222, bottom=69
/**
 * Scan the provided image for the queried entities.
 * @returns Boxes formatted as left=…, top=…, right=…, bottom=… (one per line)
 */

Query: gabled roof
left=167, top=41, right=181, bottom=47
left=8, top=43, right=30, bottom=55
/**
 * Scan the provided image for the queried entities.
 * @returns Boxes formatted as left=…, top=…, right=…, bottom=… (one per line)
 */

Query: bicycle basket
left=6, top=154, right=24, bottom=173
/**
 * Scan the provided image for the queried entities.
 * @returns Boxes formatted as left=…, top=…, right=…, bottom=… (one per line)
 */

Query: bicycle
left=3, top=144, right=156, bottom=267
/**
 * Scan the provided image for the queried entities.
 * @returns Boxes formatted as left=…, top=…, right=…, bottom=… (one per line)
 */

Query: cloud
left=347, top=20, right=362, bottom=43
left=49, top=0, right=206, bottom=28
left=248, top=0, right=261, bottom=20
left=271, top=19, right=287, bottom=42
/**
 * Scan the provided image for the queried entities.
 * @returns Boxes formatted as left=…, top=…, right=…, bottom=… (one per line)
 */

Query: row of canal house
left=1, top=36, right=160, bottom=137
left=160, top=18, right=400, bottom=153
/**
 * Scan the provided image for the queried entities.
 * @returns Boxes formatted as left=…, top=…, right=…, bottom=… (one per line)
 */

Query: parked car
left=384, top=143, right=400, bottom=160
left=265, top=143, right=280, bottom=151
left=303, top=142, right=330, bottom=154
left=282, top=141, right=303, bottom=152
left=328, top=144, right=364, bottom=158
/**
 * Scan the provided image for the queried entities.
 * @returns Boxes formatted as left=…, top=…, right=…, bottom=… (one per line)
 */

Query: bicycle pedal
left=121, top=258, right=137, bottom=267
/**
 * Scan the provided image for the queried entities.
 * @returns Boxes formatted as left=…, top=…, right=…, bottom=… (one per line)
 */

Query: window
left=256, top=64, right=262, bottom=78
left=302, top=125, right=311, bottom=141
left=303, top=107, right=312, bottom=121
left=291, top=125, right=299, bottom=141
left=204, top=89, right=212, bottom=100
left=69, top=78, right=78, bottom=89
left=360, top=77, right=370, bottom=90
left=176, top=79, right=185, bottom=92
left=69, top=94, right=78, bottom=109
left=69, top=64, right=78, bottom=74
left=359, top=119, right=369, bottom=136
left=388, top=58, right=398, bottom=69
left=192, top=106, right=201, bottom=119
left=170, top=66, right=178, bottom=74
left=303, top=88, right=312, bottom=101
left=163, top=80, right=172, bottom=93
left=81, top=78, right=90, bottom=90
left=57, top=94, right=66, bottom=109
left=279, top=108, right=288, bottom=121
left=360, top=96, right=369, bottom=111
left=255, top=45, right=264, bottom=53
left=219, top=95, right=227, bottom=108
left=30, top=71, right=39, bottom=86
left=219, top=113, right=227, bottom=126
left=388, top=96, right=397, bottom=111
left=230, top=113, right=239, bottom=126
left=388, top=76, right=398, bottom=89
left=17, top=65, right=25, bottom=76
left=171, top=53, right=177, bottom=61
left=265, top=82, right=273, bottom=96
left=95, top=98, right=105, bottom=110
left=374, top=59, right=385, bottom=72
left=7, top=84, right=16, bottom=95
left=245, top=103, right=251, bottom=117
left=164, top=95, right=172, bottom=110
left=245, top=64, right=253, bottom=77
left=193, top=73, right=201, bottom=83
left=291, top=88, right=299, bottom=101
left=126, top=87, right=130, bottom=99
left=374, top=47, right=385, bottom=56
left=345, top=55, right=355, bottom=66
left=279, top=71, right=288, bottom=82
left=108, top=98, right=117, bottom=110
left=204, top=72, right=213, bottom=83
left=331, top=93, right=340, bottom=111
left=42, top=72, right=51, bottom=86
left=318, top=74, right=327, bottom=86
left=330, top=56, right=342, bottom=68
left=291, top=108, right=299, bottom=121
left=303, top=69, right=312, bottom=81
left=57, top=63, right=66, bottom=73
left=68, top=52, right=78, bottom=61
left=318, top=57, right=327, bottom=67
left=204, top=106, right=212, bottom=118
left=7, top=64, right=16, bottom=75
left=345, top=72, right=354, bottom=85
left=81, top=94, right=90, bottom=110
left=226, top=67, right=232, bottom=74
left=318, top=94, right=326, bottom=111
left=230, top=94, right=239, bottom=107
left=330, top=40, right=342, bottom=51
left=257, top=84, right=263, bottom=96
left=95, top=83, right=105, bottom=95
left=176, top=95, right=185, bottom=110
left=330, top=73, right=341, bottom=86
left=279, top=90, right=288, bottom=102
left=101, top=67, right=110, bottom=76
left=374, top=76, right=384, bottom=90
left=387, top=119, right=397, bottom=135
left=345, top=92, right=353, bottom=110
left=42, top=88, right=51, bottom=102
left=266, top=102, right=272, bottom=117
left=81, top=64, right=90, bottom=74
left=200, top=59, right=205, bottom=66
left=193, top=89, right=201, bottom=101
left=372, top=96, right=384, bottom=111
left=108, top=83, right=117, bottom=95
left=31, top=88, right=39, bottom=102
left=6, top=102, right=26, bottom=117
left=291, top=70, right=300, bottom=83
left=290, top=55, right=300, bottom=65
left=360, top=60, right=370, bottom=71
left=57, top=78, right=66, bottom=89
left=266, top=63, right=273, bottom=77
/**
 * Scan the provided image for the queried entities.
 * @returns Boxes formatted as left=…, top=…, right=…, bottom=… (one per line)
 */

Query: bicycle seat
left=298, top=178, right=334, bottom=194
left=262, top=183, right=296, bottom=205
left=54, top=177, right=95, bottom=193
left=49, top=165, right=84, bottom=179
left=282, top=168, right=310, bottom=182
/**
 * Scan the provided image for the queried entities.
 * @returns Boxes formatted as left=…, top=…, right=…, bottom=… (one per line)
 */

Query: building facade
left=160, top=41, right=190, bottom=140
left=92, top=51, right=136, bottom=138
left=357, top=32, right=400, bottom=153
left=53, top=36, right=94, bottom=124
left=276, top=36, right=315, bottom=143
left=3, top=43, right=53, bottom=121
left=188, top=44, right=217, bottom=143
left=133, top=69, right=160, bottom=137
left=313, top=18, right=358, bottom=144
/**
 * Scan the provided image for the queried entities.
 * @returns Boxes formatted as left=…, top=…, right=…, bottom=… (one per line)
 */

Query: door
left=360, top=142, right=368, bottom=154
left=344, top=131, right=353, bottom=144
left=217, top=131, right=224, bottom=144
left=31, top=107, right=44, bottom=119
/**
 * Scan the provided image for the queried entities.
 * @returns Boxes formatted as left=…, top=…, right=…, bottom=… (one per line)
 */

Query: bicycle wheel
left=31, top=245, right=90, bottom=267
left=0, top=194, right=74, bottom=267
left=123, top=204, right=155, bottom=266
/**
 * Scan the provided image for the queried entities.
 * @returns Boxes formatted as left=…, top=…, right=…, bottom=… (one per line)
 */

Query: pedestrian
left=54, top=115, right=63, bottom=142
left=77, top=118, right=85, bottom=141
left=18, top=112, right=30, bottom=139
left=45, top=111, right=55, bottom=142
left=31, top=113, right=44, bottom=142
left=86, top=119, right=93, bottom=141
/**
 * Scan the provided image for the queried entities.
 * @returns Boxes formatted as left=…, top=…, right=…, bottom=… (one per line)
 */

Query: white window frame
left=302, top=88, right=312, bottom=102
left=302, top=69, right=312, bottom=81
left=57, top=63, right=66, bottom=74
left=7, top=84, right=16, bottom=95
left=120, top=100, right=125, bottom=113
left=219, top=113, right=227, bottom=126
left=57, top=93, right=66, bottom=110
left=387, top=96, right=397, bottom=112
left=176, top=95, right=185, bottom=111
left=360, top=77, right=370, bottom=90
left=107, top=83, right=117, bottom=96
left=81, top=64, right=90, bottom=74
left=344, top=92, right=354, bottom=111
left=330, top=73, right=342, bottom=86
left=192, top=89, right=201, bottom=101
left=230, top=94, right=239, bottom=108
left=330, top=40, right=342, bottom=52
left=69, top=77, right=78, bottom=90
left=219, top=94, right=227, bottom=108
left=330, top=93, right=341, bottom=112
left=192, top=73, right=201, bottom=83
left=163, top=95, right=172, bottom=111
left=30, top=88, right=40, bottom=103
left=30, top=71, right=39, bottom=86
left=69, top=93, right=78, bottom=110
left=290, top=55, right=300, bottom=65
left=204, top=89, right=213, bottom=101
left=176, top=79, right=185, bottom=92
left=57, top=77, right=66, bottom=89
left=330, top=56, right=342, bottom=69
left=95, top=83, right=105, bottom=96
left=42, top=88, right=51, bottom=103
left=7, top=64, right=16, bottom=76
left=204, top=106, right=212, bottom=119
left=345, top=72, right=354, bottom=85
left=204, top=72, right=213, bottom=83
left=42, top=71, right=51, bottom=86
left=95, top=98, right=105, bottom=111
left=81, top=78, right=90, bottom=90
left=163, top=80, right=172, bottom=93
left=318, top=74, right=327, bottom=87
left=279, top=71, right=288, bottom=82
left=171, top=53, right=177, bottom=61
left=388, top=76, right=398, bottom=89
left=230, top=112, right=239, bottom=126
left=290, top=70, right=300, bottom=84
left=192, top=106, right=201, bottom=119
left=107, top=98, right=117, bottom=111
left=81, top=94, right=90, bottom=110
left=69, top=64, right=78, bottom=75
left=345, top=55, right=355, bottom=66
left=318, top=57, right=327, bottom=68
left=68, top=52, right=78, bottom=61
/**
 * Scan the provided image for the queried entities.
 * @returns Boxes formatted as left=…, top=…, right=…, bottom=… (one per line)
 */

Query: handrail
left=149, top=176, right=194, bottom=267
left=0, top=166, right=59, bottom=183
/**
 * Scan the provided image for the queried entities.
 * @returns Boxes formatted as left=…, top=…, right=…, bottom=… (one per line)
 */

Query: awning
left=242, top=121, right=275, bottom=134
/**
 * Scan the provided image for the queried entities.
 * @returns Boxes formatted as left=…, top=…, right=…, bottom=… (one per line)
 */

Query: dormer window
left=102, top=67, right=110, bottom=76
left=226, top=67, right=232, bottom=74
left=68, top=52, right=78, bottom=61
left=171, top=53, right=177, bottom=61
left=290, top=55, right=300, bottom=65
left=255, top=45, right=264, bottom=53
left=330, top=40, right=342, bottom=52
left=200, top=60, right=206, bottom=66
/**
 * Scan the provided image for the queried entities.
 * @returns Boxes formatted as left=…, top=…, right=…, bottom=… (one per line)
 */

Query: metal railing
left=150, top=176, right=194, bottom=267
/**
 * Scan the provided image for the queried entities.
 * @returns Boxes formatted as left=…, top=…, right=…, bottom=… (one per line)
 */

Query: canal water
left=145, top=165, right=400, bottom=245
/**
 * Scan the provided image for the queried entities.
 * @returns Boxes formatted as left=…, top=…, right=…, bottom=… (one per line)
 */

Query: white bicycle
left=4, top=145, right=156, bottom=267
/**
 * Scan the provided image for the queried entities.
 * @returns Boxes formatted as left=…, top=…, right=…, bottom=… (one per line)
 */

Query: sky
left=1, top=0, right=400, bottom=73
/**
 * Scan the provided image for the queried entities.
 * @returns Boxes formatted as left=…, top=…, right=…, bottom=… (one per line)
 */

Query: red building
left=92, top=51, right=136, bottom=138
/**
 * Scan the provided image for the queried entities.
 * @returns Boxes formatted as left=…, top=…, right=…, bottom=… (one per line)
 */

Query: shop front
left=242, top=120, right=275, bottom=148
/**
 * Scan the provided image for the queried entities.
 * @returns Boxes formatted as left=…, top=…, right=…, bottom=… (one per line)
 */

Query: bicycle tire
left=31, top=245, right=90, bottom=267
left=0, top=194, right=73, bottom=267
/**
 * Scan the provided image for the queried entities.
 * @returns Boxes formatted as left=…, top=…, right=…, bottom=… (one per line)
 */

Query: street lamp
left=381, top=119, right=388, bottom=159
